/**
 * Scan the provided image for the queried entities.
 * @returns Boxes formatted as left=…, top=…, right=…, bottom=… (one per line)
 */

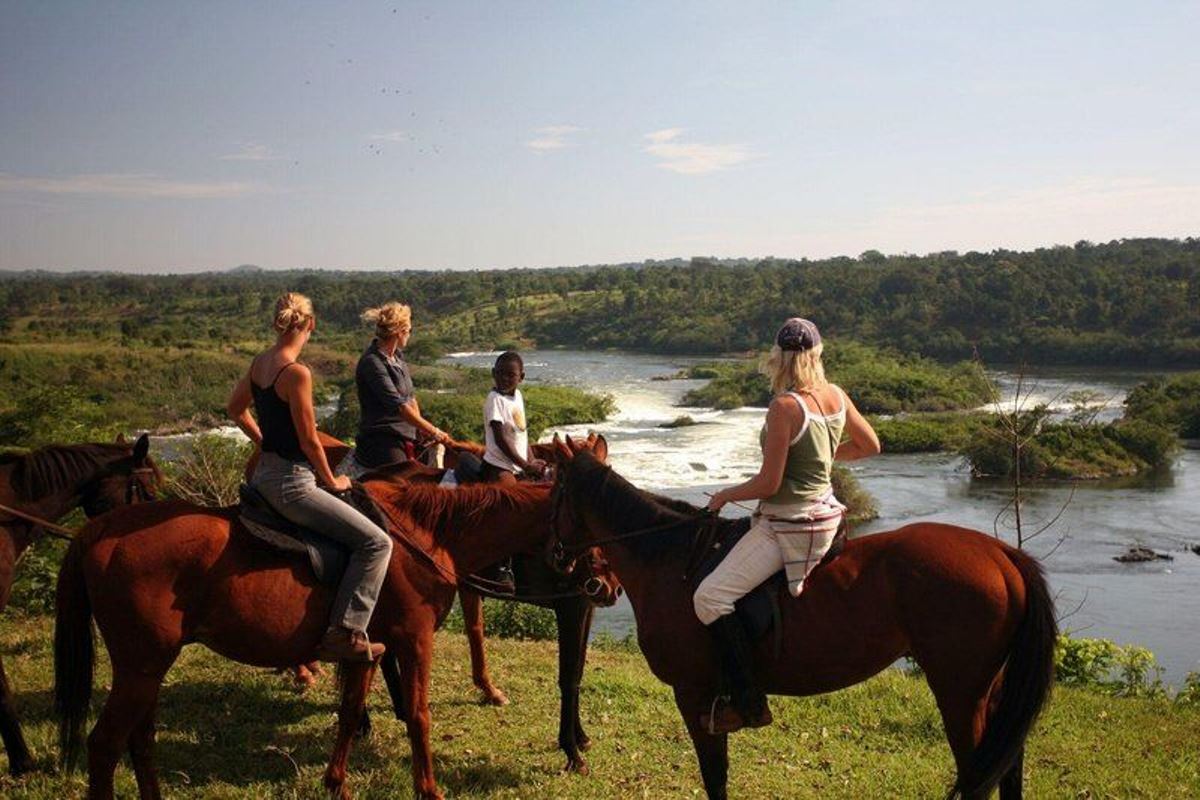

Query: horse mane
left=566, top=452, right=704, bottom=560
left=367, top=479, right=549, bottom=542
left=0, top=442, right=132, bottom=501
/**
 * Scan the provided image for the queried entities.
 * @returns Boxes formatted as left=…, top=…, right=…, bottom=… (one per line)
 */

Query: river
left=445, top=350, right=1200, bottom=685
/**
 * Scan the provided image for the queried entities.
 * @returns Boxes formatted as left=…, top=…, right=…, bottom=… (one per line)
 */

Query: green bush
left=1175, top=671, right=1200, bottom=707
left=163, top=434, right=254, bottom=507
left=831, top=465, right=878, bottom=523
left=1123, top=372, right=1200, bottom=438
left=872, top=414, right=985, bottom=453
left=961, top=411, right=1177, bottom=480
left=8, top=535, right=70, bottom=614
left=1054, top=636, right=1166, bottom=698
left=482, top=602, right=558, bottom=640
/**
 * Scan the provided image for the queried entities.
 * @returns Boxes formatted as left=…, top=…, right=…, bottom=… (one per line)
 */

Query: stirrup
left=706, top=694, right=729, bottom=736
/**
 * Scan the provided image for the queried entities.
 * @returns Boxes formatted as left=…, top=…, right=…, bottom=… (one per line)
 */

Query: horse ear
left=593, top=434, right=608, bottom=463
left=115, top=433, right=128, bottom=445
left=555, top=435, right=573, bottom=460
left=586, top=431, right=597, bottom=445
left=133, top=433, right=150, bottom=462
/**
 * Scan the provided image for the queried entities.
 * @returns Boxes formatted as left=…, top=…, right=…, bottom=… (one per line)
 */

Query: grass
left=2, top=617, right=1197, bottom=798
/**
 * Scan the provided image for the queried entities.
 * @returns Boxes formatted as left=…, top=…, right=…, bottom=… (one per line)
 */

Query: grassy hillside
left=1, top=620, right=1196, bottom=798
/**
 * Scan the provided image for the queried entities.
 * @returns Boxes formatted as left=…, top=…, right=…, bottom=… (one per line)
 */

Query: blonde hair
left=272, top=292, right=314, bottom=334
left=361, top=301, right=412, bottom=339
left=763, top=343, right=827, bottom=395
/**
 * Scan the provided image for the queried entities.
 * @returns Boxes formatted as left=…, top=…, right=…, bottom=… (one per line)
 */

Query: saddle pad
left=238, top=484, right=349, bottom=585
left=692, top=517, right=847, bottom=641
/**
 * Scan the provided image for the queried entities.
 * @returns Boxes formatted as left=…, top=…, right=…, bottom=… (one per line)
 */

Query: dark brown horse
left=357, top=434, right=620, bottom=774
left=54, top=477, right=574, bottom=799
left=0, top=434, right=159, bottom=775
left=551, top=452, right=1057, bottom=800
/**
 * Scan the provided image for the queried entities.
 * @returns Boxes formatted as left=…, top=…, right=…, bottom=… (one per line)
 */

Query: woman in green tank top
left=692, top=318, right=881, bottom=735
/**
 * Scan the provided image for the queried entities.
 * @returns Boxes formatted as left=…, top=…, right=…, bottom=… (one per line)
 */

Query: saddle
left=688, top=516, right=848, bottom=642
left=237, top=483, right=389, bottom=586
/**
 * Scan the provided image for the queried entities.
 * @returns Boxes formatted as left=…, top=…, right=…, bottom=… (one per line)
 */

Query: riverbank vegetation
left=676, top=349, right=1190, bottom=479
left=4, top=237, right=1200, bottom=365
left=1, top=619, right=1196, bottom=798
left=678, top=341, right=991, bottom=413
left=1122, top=372, right=1200, bottom=438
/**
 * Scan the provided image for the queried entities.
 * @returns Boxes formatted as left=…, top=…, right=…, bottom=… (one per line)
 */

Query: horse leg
left=460, top=588, right=507, bottom=706
left=553, top=597, right=589, bottom=774
left=396, top=633, right=442, bottom=800
left=998, top=746, right=1024, bottom=800
left=572, top=601, right=596, bottom=752
left=87, top=667, right=169, bottom=800
left=0, top=653, right=33, bottom=775
left=323, top=660, right=376, bottom=800
left=380, top=653, right=409, bottom=722
left=927, top=673, right=994, bottom=800
left=673, top=686, right=729, bottom=800
left=128, top=706, right=163, bottom=800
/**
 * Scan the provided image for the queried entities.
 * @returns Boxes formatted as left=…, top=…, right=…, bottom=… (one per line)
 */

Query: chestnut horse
left=0, top=434, right=159, bottom=775
left=54, top=477, right=569, bottom=799
left=551, top=452, right=1056, bottom=800
left=248, top=431, right=621, bottom=773
left=357, top=434, right=620, bottom=774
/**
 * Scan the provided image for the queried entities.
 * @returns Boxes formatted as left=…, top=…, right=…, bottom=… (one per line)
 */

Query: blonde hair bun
left=362, top=301, right=412, bottom=339
left=272, top=292, right=314, bottom=334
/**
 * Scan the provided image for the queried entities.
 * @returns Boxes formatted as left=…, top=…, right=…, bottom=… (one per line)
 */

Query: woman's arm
left=283, top=366, right=347, bottom=489
left=835, top=388, right=881, bottom=461
left=707, top=398, right=797, bottom=512
left=226, top=369, right=263, bottom=446
left=398, top=400, right=450, bottom=443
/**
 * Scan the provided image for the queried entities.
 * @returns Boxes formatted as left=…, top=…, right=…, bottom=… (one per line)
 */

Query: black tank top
left=252, top=362, right=307, bottom=462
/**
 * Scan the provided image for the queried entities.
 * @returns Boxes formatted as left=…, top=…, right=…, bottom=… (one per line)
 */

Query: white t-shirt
left=483, top=388, right=528, bottom=473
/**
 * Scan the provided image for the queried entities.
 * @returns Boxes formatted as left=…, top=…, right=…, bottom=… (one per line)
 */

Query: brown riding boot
left=315, top=627, right=385, bottom=663
left=699, top=614, right=773, bottom=735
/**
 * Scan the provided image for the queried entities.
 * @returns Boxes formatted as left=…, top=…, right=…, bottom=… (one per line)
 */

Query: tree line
left=2, top=237, right=1198, bottom=365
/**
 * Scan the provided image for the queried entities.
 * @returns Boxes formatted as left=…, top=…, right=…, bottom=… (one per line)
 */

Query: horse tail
left=950, top=546, right=1057, bottom=799
left=54, top=535, right=94, bottom=771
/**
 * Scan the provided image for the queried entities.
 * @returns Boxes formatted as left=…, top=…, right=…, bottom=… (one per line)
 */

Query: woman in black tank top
left=227, top=292, right=393, bottom=664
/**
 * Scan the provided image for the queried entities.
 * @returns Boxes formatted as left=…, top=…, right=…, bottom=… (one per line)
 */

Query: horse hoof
left=565, top=756, right=590, bottom=775
left=482, top=689, right=509, bottom=707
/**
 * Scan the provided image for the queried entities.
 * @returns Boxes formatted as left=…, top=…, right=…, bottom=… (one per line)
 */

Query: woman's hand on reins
left=705, top=490, right=729, bottom=513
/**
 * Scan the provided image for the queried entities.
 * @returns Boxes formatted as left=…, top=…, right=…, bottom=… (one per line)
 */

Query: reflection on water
left=448, top=350, right=1200, bottom=684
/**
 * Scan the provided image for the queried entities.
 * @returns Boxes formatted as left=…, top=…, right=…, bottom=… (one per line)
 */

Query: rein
left=0, top=501, right=77, bottom=540
left=371, top=497, right=595, bottom=604
left=551, top=461, right=713, bottom=561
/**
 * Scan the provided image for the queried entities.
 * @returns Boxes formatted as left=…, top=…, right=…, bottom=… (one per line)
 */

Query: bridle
left=550, top=460, right=711, bottom=566
left=82, top=463, right=160, bottom=516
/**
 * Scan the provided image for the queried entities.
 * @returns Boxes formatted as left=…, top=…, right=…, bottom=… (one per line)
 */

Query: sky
left=1, top=1, right=1198, bottom=272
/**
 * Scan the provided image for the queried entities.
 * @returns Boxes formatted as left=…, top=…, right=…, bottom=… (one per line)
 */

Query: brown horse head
left=80, top=434, right=162, bottom=516
left=569, top=545, right=621, bottom=606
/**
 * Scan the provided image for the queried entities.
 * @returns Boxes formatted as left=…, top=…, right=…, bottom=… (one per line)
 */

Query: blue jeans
left=252, top=452, right=393, bottom=633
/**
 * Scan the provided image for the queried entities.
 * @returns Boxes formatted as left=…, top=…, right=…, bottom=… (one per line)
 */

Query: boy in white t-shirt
left=481, top=351, right=548, bottom=483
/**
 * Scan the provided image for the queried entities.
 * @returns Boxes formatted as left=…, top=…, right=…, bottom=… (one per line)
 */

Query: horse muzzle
left=584, top=576, right=620, bottom=607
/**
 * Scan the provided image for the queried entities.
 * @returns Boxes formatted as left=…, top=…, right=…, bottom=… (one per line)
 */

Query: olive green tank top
left=759, top=389, right=846, bottom=507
